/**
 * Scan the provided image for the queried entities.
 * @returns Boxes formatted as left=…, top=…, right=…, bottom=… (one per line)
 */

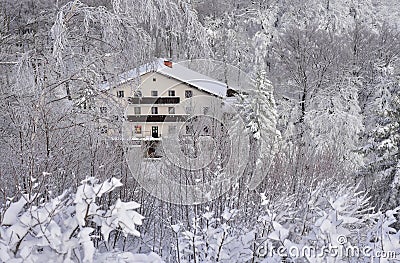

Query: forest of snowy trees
left=0, top=0, right=399, bottom=262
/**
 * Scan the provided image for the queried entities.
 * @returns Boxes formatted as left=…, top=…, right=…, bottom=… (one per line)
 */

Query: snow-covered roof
left=99, top=58, right=229, bottom=97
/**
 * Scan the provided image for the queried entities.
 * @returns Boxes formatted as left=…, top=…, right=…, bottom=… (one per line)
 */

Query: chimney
left=164, top=60, right=172, bottom=68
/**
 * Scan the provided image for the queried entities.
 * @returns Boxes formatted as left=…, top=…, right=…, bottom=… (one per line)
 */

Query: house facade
left=100, top=59, right=235, bottom=156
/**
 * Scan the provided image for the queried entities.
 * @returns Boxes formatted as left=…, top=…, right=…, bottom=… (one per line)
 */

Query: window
left=134, top=107, right=141, bottom=115
left=151, top=90, right=158, bottom=97
left=185, top=106, right=193, bottom=114
left=185, top=90, right=193, bottom=98
left=168, top=125, right=177, bottom=134
left=203, top=107, right=209, bottom=115
left=117, top=90, right=124, bottom=98
left=168, top=90, right=175, bottom=97
left=134, top=125, right=142, bottom=134
left=151, top=107, right=158, bottom=114
left=100, top=107, right=107, bottom=114
left=134, top=90, right=142, bottom=97
left=168, top=107, right=175, bottom=114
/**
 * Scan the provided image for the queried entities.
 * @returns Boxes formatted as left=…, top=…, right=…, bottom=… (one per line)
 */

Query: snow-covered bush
left=0, top=177, right=163, bottom=263
left=253, top=182, right=400, bottom=262
left=172, top=208, right=254, bottom=262
left=166, top=182, right=399, bottom=262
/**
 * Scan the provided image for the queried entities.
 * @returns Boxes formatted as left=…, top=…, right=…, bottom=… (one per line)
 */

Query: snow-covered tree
left=0, top=177, right=164, bottom=262
left=249, top=65, right=281, bottom=183
left=305, top=73, right=364, bottom=174
left=234, top=62, right=280, bottom=190
left=361, top=62, right=400, bottom=209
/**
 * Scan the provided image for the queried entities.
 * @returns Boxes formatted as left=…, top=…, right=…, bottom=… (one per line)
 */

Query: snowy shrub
left=253, top=182, right=400, bottom=262
left=0, top=177, right=163, bottom=263
left=166, top=182, right=399, bottom=263
left=173, top=208, right=254, bottom=262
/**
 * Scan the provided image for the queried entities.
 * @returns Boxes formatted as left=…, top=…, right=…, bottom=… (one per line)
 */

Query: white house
left=99, top=58, right=237, bottom=157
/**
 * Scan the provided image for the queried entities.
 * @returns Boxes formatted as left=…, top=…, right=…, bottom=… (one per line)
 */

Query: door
left=152, top=126, right=159, bottom=138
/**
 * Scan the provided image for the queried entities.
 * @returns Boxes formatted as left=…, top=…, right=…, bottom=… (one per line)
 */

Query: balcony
left=128, top=97, right=180, bottom=105
left=127, top=114, right=189, bottom=122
